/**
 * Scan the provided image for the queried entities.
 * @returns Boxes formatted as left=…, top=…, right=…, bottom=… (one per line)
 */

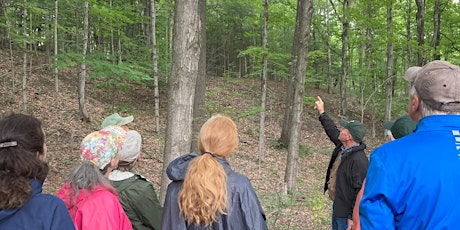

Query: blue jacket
left=0, top=179, right=75, bottom=230
left=360, top=115, right=460, bottom=229
left=161, top=153, right=268, bottom=230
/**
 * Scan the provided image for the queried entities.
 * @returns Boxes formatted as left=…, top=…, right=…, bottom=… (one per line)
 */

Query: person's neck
left=342, top=140, right=359, bottom=149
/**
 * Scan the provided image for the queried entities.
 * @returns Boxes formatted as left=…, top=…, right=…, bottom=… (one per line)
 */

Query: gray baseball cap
left=405, top=60, right=460, bottom=112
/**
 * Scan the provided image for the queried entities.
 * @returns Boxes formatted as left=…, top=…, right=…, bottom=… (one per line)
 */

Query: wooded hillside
left=0, top=50, right=386, bottom=229
left=1, top=0, right=459, bottom=229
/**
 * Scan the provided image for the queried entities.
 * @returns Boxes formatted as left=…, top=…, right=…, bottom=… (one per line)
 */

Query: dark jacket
left=319, top=112, right=368, bottom=218
left=110, top=174, right=163, bottom=230
left=0, top=179, right=75, bottom=230
left=161, top=153, right=268, bottom=230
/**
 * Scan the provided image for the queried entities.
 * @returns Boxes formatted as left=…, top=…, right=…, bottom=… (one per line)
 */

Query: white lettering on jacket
left=452, top=130, right=460, bottom=158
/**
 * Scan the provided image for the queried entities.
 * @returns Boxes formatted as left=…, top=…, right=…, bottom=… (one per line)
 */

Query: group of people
left=2, top=59, right=460, bottom=230
left=0, top=112, right=268, bottom=230
left=317, top=60, right=460, bottom=229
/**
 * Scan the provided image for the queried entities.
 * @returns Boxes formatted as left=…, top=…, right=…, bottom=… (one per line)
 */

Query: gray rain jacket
left=160, top=153, right=268, bottom=230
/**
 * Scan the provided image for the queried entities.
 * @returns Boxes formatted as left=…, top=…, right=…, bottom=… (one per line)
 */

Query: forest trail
left=0, top=51, right=384, bottom=229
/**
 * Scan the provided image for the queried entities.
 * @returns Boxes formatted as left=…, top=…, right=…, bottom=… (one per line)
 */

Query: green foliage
left=298, top=144, right=310, bottom=157
left=237, top=106, right=265, bottom=120
left=303, top=96, right=317, bottom=107
left=305, top=189, right=330, bottom=228
left=105, top=103, right=137, bottom=115
left=269, top=138, right=284, bottom=149
left=205, top=100, right=218, bottom=116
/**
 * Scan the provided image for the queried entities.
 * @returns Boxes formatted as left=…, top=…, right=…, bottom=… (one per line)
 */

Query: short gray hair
left=410, top=85, right=460, bottom=117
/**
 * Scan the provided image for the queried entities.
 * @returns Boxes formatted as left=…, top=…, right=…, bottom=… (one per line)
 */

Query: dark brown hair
left=0, top=113, right=48, bottom=209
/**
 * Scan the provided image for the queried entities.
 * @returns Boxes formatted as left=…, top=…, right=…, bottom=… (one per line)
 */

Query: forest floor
left=0, top=50, right=385, bottom=229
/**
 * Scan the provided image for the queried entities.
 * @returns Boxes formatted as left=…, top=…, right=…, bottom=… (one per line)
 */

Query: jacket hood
left=166, top=153, right=198, bottom=181
left=0, top=179, right=43, bottom=221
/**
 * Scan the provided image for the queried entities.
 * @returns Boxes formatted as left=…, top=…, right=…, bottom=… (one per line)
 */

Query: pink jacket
left=58, top=183, right=132, bottom=230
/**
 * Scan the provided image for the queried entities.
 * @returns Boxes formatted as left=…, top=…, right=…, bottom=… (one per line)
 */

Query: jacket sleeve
left=318, top=112, right=341, bottom=147
left=132, top=181, right=163, bottom=230
left=239, top=178, right=269, bottom=230
left=359, top=150, right=395, bottom=229
left=160, top=182, right=186, bottom=230
left=49, top=198, right=76, bottom=230
left=349, top=154, right=368, bottom=218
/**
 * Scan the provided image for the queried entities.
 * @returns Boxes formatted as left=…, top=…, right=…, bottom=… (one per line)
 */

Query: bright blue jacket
left=0, top=179, right=75, bottom=230
left=360, top=115, right=460, bottom=229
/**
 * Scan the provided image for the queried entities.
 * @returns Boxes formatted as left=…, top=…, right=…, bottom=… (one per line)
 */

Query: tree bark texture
left=284, top=0, right=313, bottom=193
left=160, top=0, right=201, bottom=205
left=191, top=0, right=207, bottom=152
left=279, top=0, right=302, bottom=147
left=259, top=0, right=269, bottom=162
left=151, top=0, right=160, bottom=133
left=78, top=1, right=90, bottom=122
left=415, top=0, right=425, bottom=66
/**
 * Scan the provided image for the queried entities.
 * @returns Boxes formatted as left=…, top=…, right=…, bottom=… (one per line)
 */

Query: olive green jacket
left=110, top=174, right=162, bottom=230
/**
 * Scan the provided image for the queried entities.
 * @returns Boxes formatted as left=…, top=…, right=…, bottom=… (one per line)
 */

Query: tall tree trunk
left=258, top=0, right=268, bottom=162
left=22, top=0, right=27, bottom=113
left=54, top=0, right=59, bottom=92
left=340, top=0, right=349, bottom=116
left=406, top=0, right=413, bottom=95
left=160, top=0, right=201, bottom=205
left=385, top=4, right=393, bottom=124
left=284, top=0, right=313, bottom=194
left=415, top=0, right=425, bottom=66
left=430, top=0, right=441, bottom=60
left=151, top=0, right=160, bottom=133
left=0, top=0, right=7, bottom=49
left=110, top=0, right=115, bottom=63
left=279, top=1, right=302, bottom=147
left=79, top=1, right=90, bottom=122
left=191, top=0, right=207, bottom=152
left=327, top=0, right=333, bottom=93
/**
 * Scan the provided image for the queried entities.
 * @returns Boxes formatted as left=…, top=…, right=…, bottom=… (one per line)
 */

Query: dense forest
left=1, top=0, right=459, bottom=228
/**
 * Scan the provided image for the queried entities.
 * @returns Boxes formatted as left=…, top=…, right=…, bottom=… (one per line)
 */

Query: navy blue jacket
left=0, top=179, right=75, bottom=230
left=161, top=153, right=268, bottom=230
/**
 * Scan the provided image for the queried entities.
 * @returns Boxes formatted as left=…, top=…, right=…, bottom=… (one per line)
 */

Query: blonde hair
left=178, top=114, right=239, bottom=226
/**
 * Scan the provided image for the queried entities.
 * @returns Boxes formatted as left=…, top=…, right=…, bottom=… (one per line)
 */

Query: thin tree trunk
left=406, top=0, right=412, bottom=95
left=430, top=0, right=441, bottom=60
left=3, top=2, right=16, bottom=92
left=54, top=0, right=59, bottom=92
left=79, top=1, right=90, bottom=122
left=284, top=0, right=313, bottom=194
left=259, top=0, right=268, bottom=162
left=385, top=5, right=393, bottom=124
left=160, top=0, right=200, bottom=205
left=327, top=0, right=333, bottom=93
left=110, top=0, right=115, bottom=63
left=340, top=0, right=349, bottom=116
left=151, top=0, right=160, bottom=133
left=415, top=0, right=425, bottom=66
left=22, top=1, right=27, bottom=112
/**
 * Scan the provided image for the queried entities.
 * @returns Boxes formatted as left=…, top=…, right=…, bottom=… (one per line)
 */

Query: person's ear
left=37, top=152, right=46, bottom=161
left=409, top=95, right=422, bottom=123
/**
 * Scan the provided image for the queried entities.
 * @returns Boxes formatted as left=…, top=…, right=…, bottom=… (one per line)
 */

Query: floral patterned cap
left=80, top=126, right=127, bottom=170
